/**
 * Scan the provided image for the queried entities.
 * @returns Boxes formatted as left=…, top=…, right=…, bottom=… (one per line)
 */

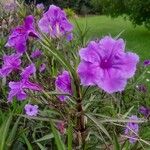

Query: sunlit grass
left=76, top=15, right=150, bottom=60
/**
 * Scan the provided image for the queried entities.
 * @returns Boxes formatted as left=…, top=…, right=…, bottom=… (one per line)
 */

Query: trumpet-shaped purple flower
left=0, top=53, right=21, bottom=78
left=8, top=63, right=42, bottom=102
left=39, top=63, right=46, bottom=73
left=24, top=104, right=39, bottom=116
left=139, top=106, right=150, bottom=117
left=125, top=115, right=139, bottom=144
left=5, top=15, right=38, bottom=53
left=21, top=64, right=36, bottom=79
left=36, top=3, right=44, bottom=10
left=31, top=49, right=42, bottom=58
left=77, top=36, right=139, bottom=93
left=55, top=71, right=72, bottom=101
left=8, top=79, right=42, bottom=102
left=38, top=5, right=73, bottom=38
left=143, top=60, right=150, bottom=66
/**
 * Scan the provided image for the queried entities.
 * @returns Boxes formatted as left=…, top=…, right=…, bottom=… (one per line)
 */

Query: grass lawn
left=76, top=15, right=150, bottom=60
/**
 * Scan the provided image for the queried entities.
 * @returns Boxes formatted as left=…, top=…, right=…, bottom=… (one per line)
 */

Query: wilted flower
left=139, top=106, right=150, bottom=117
left=4, top=2, right=16, bottom=12
left=24, top=104, right=39, bottom=116
left=0, top=53, right=21, bottom=78
left=136, top=84, right=147, bottom=92
left=38, top=5, right=73, bottom=38
left=55, top=71, right=72, bottom=101
left=8, top=64, right=42, bottom=102
left=125, top=115, right=139, bottom=144
left=143, top=60, right=150, bottom=66
left=36, top=3, right=44, bottom=10
left=31, top=49, right=42, bottom=58
left=39, top=63, right=46, bottom=73
left=77, top=36, right=139, bottom=93
left=5, top=15, right=38, bottom=53
left=57, top=121, right=66, bottom=134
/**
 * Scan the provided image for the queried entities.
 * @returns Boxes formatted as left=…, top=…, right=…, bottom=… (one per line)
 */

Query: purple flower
left=38, top=5, right=73, bottom=38
left=8, top=63, right=42, bottom=102
left=57, top=121, right=66, bottom=134
left=24, top=104, right=39, bottom=116
left=67, top=33, right=73, bottom=42
left=4, top=2, right=16, bottom=12
left=77, top=36, right=139, bottom=93
left=39, top=63, right=46, bottom=73
left=0, top=53, right=21, bottom=78
left=125, top=115, right=139, bottom=144
left=21, top=64, right=36, bottom=79
left=8, top=79, right=42, bottom=102
left=139, top=106, right=150, bottom=117
left=143, top=60, right=150, bottom=66
left=55, top=71, right=72, bottom=101
left=5, top=15, right=38, bottom=53
left=36, top=3, right=44, bottom=10
left=31, top=49, right=42, bottom=58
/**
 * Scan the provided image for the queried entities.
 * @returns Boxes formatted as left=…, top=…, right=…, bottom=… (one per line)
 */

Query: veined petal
left=79, top=41, right=100, bottom=63
left=77, top=61, right=101, bottom=86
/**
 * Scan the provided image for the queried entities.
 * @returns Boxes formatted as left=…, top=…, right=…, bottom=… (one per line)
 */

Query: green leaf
left=34, top=133, right=54, bottom=143
left=50, top=120, right=66, bottom=150
left=37, top=143, right=47, bottom=150
left=86, top=113, right=112, bottom=142
left=6, top=117, right=21, bottom=148
left=123, top=106, right=134, bottom=118
left=22, top=133, right=33, bottom=150
left=0, top=114, right=13, bottom=150
left=113, top=132, right=121, bottom=150
left=67, top=120, right=73, bottom=150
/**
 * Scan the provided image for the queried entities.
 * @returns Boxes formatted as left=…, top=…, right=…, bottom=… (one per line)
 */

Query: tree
left=93, top=0, right=150, bottom=29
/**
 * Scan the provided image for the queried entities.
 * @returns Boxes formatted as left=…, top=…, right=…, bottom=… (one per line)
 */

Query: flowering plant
left=0, top=2, right=150, bottom=149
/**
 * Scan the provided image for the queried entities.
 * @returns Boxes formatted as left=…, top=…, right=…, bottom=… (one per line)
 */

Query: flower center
left=100, top=59, right=112, bottom=69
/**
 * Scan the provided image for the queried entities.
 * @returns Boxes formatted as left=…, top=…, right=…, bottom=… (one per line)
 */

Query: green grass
left=76, top=15, right=150, bottom=60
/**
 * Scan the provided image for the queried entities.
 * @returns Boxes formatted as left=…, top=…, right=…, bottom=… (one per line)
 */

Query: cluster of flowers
left=0, top=5, right=73, bottom=116
left=1, top=3, right=146, bottom=143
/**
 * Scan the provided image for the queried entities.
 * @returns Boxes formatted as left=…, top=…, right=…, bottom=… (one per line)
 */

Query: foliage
left=96, top=0, right=150, bottom=29
left=64, top=8, right=76, bottom=19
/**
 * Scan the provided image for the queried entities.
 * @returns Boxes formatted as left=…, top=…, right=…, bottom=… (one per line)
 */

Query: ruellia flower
left=36, top=3, right=44, bottom=10
left=55, top=71, right=72, bottom=101
left=139, top=106, right=150, bottom=118
left=21, top=64, right=36, bottom=79
left=8, top=64, right=42, bottom=102
left=5, top=15, right=38, bottom=53
left=143, top=60, right=150, bottom=66
left=24, top=104, right=39, bottom=116
left=57, top=121, right=66, bottom=134
left=125, top=115, right=139, bottom=143
left=39, top=63, right=46, bottom=73
left=77, top=36, right=139, bottom=93
left=8, top=79, right=42, bottom=102
left=38, top=5, right=73, bottom=38
left=0, top=53, right=21, bottom=78
left=31, top=49, right=42, bottom=59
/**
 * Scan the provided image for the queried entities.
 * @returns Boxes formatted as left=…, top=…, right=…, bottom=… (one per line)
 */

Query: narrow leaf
left=86, top=114, right=112, bottom=141
left=50, top=120, right=66, bottom=150
left=0, top=114, right=13, bottom=150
